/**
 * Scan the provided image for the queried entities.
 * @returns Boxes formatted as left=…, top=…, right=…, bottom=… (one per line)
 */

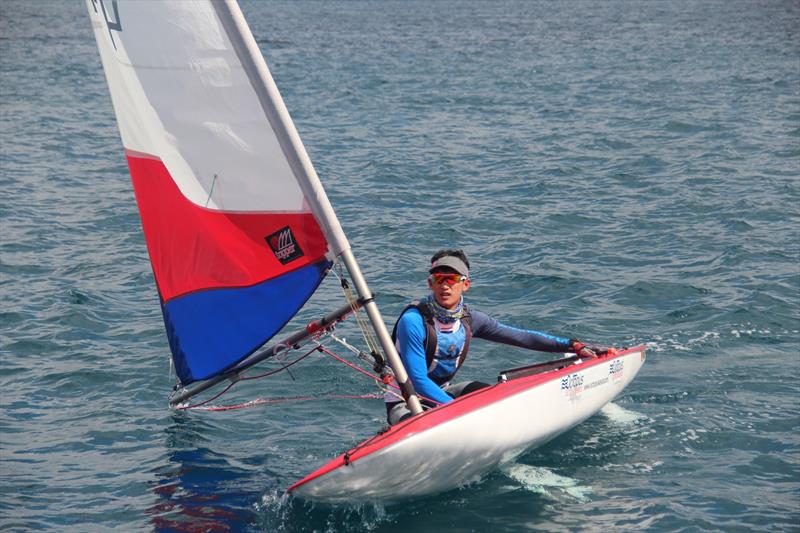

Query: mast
left=213, top=0, right=422, bottom=415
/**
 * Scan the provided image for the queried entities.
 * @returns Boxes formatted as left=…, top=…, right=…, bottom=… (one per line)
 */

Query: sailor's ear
left=462, top=278, right=471, bottom=292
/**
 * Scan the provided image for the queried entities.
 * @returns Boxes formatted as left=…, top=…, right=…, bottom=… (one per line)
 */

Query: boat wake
left=501, top=463, right=593, bottom=502
left=496, top=403, right=649, bottom=502
left=599, top=401, right=647, bottom=426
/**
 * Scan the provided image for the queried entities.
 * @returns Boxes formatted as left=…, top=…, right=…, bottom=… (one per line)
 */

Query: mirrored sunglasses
left=429, top=273, right=467, bottom=286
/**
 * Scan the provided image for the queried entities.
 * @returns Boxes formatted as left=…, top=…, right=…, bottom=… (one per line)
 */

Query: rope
left=176, top=340, right=439, bottom=412
left=175, top=344, right=320, bottom=410
left=318, top=344, right=397, bottom=389
left=334, top=261, right=383, bottom=364
left=178, top=342, right=395, bottom=412
left=184, top=393, right=383, bottom=412
left=239, top=345, right=317, bottom=380
left=174, top=381, right=236, bottom=410
left=317, top=344, right=441, bottom=407
left=329, top=333, right=376, bottom=365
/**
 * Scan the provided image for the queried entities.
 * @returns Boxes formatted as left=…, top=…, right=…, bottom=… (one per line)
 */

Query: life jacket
left=391, top=300, right=473, bottom=384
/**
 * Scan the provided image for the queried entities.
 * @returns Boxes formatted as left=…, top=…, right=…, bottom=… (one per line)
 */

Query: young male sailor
left=387, top=249, right=615, bottom=425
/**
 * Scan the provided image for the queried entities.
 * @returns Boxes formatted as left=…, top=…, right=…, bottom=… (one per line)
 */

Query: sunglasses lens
left=431, top=274, right=463, bottom=285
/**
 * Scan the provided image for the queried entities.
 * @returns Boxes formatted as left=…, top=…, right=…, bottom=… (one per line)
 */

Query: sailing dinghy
left=86, top=0, right=645, bottom=502
left=289, top=347, right=645, bottom=502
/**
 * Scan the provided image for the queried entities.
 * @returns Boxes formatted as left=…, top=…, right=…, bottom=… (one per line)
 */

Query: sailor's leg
left=387, top=402, right=413, bottom=425
left=444, top=381, right=491, bottom=398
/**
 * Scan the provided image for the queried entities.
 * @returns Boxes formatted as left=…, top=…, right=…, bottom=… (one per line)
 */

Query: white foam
left=645, top=325, right=792, bottom=352
left=501, top=463, right=592, bottom=502
left=601, top=460, right=663, bottom=474
left=256, top=489, right=292, bottom=529
left=599, top=402, right=647, bottom=426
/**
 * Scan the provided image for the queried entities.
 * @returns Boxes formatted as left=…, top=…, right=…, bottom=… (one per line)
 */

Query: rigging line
left=174, top=344, right=321, bottom=410
left=328, top=334, right=401, bottom=400
left=329, top=333, right=361, bottom=355
left=333, top=261, right=382, bottom=359
left=329, top=333, right=373, bottom=363
left=175, top=380, right=235, bottom=410
left=180, top=393, right=383, bottom=412
left=239, top=344, right=318, bottom=381
left=319, top=343, right=394, bottom=388
left=317, top=344, right=442, bottom=407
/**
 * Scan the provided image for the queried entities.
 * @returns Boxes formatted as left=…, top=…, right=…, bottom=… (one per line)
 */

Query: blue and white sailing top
left=393, top=303, right=572, bottom=405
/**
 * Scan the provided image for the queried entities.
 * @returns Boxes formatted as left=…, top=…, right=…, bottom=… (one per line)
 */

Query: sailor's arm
left=396, top=310, right=453, bottom=404
left=469, top=309, right=615, bottom=356
left=470, top=309, right=572, bottom=352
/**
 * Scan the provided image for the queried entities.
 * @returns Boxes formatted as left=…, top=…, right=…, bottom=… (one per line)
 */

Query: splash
left=257, top=490, right=390, bottom=532
left=501, top=463, right=593, bottom=502
left=639, top=324, right=797, bottom=353
left=599, top=402, right=647, bottom=426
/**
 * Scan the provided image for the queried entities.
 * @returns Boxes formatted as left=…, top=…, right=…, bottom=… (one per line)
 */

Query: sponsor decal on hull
left=609, top=359, right=624, bottom=383
left=584, top=376, right=609, bottom=391
left=561, top=372, right=584, bottom=401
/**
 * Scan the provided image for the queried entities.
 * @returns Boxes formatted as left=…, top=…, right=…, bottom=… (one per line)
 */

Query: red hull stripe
left=125, top=151, right=329, bottom=302
left=288, top=346, right=646, bottom=492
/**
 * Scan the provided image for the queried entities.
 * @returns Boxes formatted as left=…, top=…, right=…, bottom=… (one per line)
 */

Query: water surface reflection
left=148, top=413, right=261, bottom=532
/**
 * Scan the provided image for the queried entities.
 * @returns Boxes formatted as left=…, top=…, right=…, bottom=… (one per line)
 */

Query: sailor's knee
left=387, top=403, right=412, bottom=426
left=446, top=380, right=490, bottom=398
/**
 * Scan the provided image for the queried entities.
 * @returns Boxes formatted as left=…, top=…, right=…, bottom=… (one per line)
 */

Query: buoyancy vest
left=391, top=300, right=474, bottom=384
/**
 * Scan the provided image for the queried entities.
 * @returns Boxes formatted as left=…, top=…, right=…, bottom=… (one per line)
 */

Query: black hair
left=430, top=248, right=470, bottom=269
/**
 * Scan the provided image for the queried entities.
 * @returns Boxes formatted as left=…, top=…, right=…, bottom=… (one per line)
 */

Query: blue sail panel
left=162, top=260, right=331, bottom=384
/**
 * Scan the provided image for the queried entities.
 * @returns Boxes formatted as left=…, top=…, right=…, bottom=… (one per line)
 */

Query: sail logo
left=266, top=226, right=304, bottom=264
left=89, top=0, right=122, bottom=50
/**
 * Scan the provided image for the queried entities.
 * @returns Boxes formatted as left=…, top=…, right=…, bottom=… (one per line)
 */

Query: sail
left=86, top=0, right=339, bottom=384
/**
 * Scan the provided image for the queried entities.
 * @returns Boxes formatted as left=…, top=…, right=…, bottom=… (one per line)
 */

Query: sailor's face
left=428, top=268, right=470, bottom=309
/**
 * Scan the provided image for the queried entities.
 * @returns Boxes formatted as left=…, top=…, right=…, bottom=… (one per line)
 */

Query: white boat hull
left=289, top=346, right=646, bottom=503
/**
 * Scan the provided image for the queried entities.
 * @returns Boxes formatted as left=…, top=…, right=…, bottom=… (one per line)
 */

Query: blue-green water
left=2, top=1, right=799, bottom=531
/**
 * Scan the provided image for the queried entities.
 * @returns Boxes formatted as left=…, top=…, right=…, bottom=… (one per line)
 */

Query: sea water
left=1, top=1, right=798, bottom=531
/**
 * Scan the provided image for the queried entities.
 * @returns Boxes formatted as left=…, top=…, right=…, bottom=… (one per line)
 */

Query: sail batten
left=211, top=0, right=351, bottom=255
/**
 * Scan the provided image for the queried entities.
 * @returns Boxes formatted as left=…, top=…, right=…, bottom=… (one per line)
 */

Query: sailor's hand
left=589, top=344, right=618, bottom=357
left=570, top=340, right=618, bottom=358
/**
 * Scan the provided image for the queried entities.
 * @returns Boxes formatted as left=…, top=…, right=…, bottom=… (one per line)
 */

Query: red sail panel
left=126, top=151, right=329, bottom=303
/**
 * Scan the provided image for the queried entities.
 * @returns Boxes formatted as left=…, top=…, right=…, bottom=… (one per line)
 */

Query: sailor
left=386, top=248, right=615, bottom=425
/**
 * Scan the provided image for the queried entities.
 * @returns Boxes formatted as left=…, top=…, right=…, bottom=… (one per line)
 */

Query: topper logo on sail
left=89, top=0, right=122, bottom=50
left=266, top=226, right=304, bottom=264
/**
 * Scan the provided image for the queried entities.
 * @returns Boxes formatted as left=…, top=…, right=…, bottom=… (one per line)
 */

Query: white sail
left=86, top=0, right=417, bottom=408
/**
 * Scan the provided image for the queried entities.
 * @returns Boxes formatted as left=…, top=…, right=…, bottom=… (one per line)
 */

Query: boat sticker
left=561, top=373, right=584, bottom=400
left=609, top=359, right=624, bottom=382
left=584, top=376, right=609, bottom=391
left=89, top=0, right=122, bottom=50
left=266, top=226, right=304, bottom=264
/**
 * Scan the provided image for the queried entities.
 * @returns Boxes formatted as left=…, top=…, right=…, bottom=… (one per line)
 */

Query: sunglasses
left=429, top=273, right=468, bottom=286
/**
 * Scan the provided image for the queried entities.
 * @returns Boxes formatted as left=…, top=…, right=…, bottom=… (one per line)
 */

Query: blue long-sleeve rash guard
left=395, top=307, right=572, bottom=405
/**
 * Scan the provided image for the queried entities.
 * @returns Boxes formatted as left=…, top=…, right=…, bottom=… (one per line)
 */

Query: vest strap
left=391, top=300, right=473, bottom=379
